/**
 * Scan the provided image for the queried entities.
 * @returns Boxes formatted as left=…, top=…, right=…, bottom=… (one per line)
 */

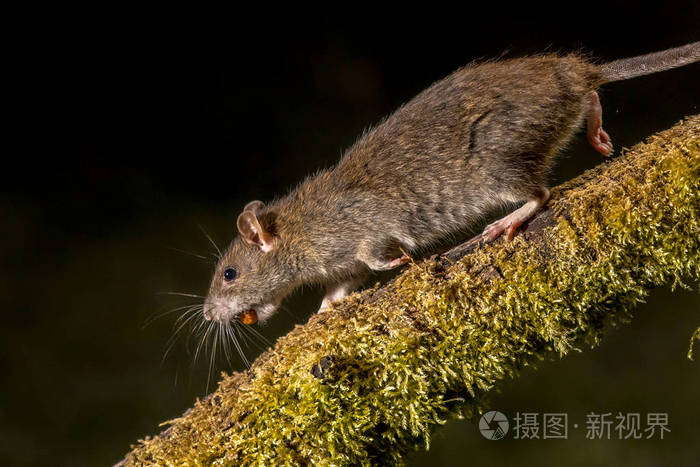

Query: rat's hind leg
left=356, top=240, right=410, bottom=271
left=483, top=188, right=550, bottom=241
left=318, top=276, right=366, bottom=313
left=587, top=91, right=613, bottom=156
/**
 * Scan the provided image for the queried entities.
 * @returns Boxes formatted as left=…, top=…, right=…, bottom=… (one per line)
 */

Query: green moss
left=122, top=116, right=700, bottom=466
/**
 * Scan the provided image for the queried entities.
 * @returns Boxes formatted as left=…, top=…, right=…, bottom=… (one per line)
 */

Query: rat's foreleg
left=483, top=188, right=550, bottom=241
left=587, top=91, right=613, bottom=156
left=359, top=254, right=410, bottom=271
left=318, top=276, right=366, bottom=313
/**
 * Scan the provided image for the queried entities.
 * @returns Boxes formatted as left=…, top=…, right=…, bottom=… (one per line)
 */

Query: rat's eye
left=223, top=267, right=237, bottom=282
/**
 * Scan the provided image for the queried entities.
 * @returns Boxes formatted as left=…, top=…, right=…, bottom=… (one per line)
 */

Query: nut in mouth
left=238, top=309, right=258, bottom=325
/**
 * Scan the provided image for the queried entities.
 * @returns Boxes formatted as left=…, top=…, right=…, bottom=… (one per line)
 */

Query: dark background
left=2, top=3, right=699, bottom=466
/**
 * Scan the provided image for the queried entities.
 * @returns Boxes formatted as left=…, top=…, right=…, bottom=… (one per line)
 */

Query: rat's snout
left=203, top=298, right=225, bottom=321
left=203, top=297, right=240, bottom=323
left=203, top=302, right=214, bottom=321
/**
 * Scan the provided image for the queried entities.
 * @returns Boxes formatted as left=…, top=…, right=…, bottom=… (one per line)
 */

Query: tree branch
left=118, top=116, right=700, bottom=466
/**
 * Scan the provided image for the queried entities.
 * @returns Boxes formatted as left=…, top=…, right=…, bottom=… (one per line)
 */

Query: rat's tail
left=599, top=41, right=700, bottom=83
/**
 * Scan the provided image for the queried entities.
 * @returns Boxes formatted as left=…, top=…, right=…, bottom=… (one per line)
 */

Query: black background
left=2, top=3, right=699, bottom=466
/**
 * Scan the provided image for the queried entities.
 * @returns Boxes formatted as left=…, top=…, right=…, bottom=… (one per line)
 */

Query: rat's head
left=204, top=201, right=293, bottom=324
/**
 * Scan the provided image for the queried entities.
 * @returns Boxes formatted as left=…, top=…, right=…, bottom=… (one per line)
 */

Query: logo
left=479, top=411, right=509, bottom=440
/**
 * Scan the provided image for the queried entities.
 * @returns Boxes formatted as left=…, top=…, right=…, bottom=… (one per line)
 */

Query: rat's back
left=326, top=54, right=599, bottom=249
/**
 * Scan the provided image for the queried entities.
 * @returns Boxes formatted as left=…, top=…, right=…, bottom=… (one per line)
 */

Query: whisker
left=161, top=310, right=203, bottom=363
left=143, top=303, right=201, bottom=329
left=172, top=309, right=203, bottom=335
left=221, top=323, right=231, bottom=366
left=175, top=309, right=262, bottom=384
left=193, top=317, right=209, bottom=336
left=227, top=323, right=241, bottom=366
left=206, top=324, right=220, bottom=393
left=233, top=322, right=252, bottom=348
left=238, top=321, right=273, bottom=347
left=217, top=323, right=229, bottom=366
left=234, top=322, right=255, bottom=351
left=228, top=322, right=250, bottom=367
left=166, top=246, right=215, bottom=262
left=174, top=305, right=204, bottom=326
left=194, top=320, right=214, bottom=365
left=159, top=291, right=206, bottom=299
left=198, top=223, right=222, bottom=259
left=235, top=322, right=260, bottom=347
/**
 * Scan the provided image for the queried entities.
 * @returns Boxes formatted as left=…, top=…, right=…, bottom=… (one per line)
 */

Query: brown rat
left=203, top=42, right=699, bottom=326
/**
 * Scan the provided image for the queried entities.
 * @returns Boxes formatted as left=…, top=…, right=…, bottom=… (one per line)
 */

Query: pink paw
left=483, top=218, right=522, bottom=242
left=588, top=127, right=613, bottom=156
left=386, top=255, right=410, bottom=269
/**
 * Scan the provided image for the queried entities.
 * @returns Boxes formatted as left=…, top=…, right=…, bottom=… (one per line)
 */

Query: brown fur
left=203, top=46, right=698, bottom=323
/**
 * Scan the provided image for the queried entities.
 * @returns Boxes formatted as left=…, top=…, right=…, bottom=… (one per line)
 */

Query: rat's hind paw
left=586, top=91, right=614, bottom=156
left=483, top=188, right=550, bottom=242
left=588, top=126, right=614, bottom=156
left=483, top=216, right=521, bottom=242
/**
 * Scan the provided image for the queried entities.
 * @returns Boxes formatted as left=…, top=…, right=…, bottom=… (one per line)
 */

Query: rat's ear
left=243, top=200, right=265, bottom=214
left=237, top=210, right=275, bottom=252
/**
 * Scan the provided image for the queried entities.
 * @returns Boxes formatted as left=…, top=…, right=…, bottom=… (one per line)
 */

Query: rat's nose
left=203, top=303, right=214, bottom=321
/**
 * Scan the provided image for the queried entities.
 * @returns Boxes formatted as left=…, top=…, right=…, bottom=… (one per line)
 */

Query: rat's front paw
left=317, top=300, right=331, bottom=313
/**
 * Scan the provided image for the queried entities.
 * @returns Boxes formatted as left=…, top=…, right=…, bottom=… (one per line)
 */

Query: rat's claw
left=483, top=218, right=510, bottom=242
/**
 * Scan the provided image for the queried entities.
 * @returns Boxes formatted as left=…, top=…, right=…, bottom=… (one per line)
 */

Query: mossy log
left=119, top=116, right=700, bottom=466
